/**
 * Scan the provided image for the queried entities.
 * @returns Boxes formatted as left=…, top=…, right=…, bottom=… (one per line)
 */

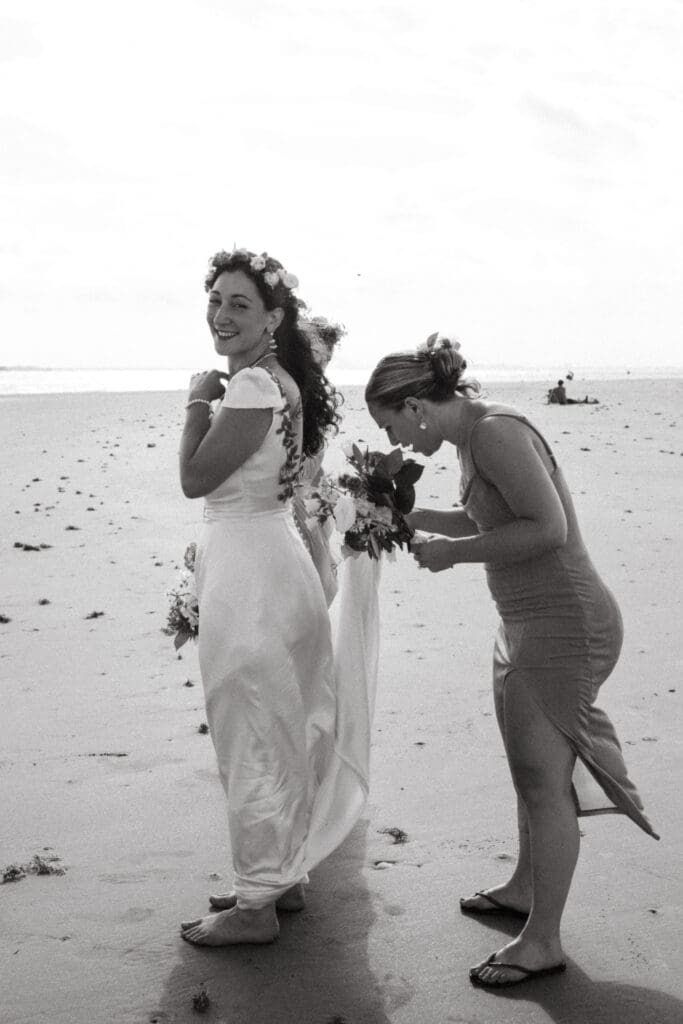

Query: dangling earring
left=419, top=420, right=427, bottom=431
left=268, top=331, right=278, bottom=353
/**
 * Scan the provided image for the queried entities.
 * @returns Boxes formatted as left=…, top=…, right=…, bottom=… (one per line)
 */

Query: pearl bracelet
left=185, top=398, right=213, bottom=411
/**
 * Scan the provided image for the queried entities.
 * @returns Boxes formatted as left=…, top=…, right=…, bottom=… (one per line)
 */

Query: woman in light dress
left=366, top=335, right=658, bottom=988
left=178, top=249, right=370, bottom=947
left=293, top=316, right=346, bottom=606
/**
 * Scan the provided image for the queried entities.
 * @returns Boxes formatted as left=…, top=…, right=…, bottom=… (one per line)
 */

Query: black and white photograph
left=1, top=2, right=681, bottom=1022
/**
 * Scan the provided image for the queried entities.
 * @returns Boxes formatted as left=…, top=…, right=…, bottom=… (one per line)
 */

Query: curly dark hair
left=205, top=249, right=342, bottom=456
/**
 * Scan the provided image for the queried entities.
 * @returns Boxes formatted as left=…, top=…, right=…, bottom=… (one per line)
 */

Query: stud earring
left=419, top=421, right=427, bottom=431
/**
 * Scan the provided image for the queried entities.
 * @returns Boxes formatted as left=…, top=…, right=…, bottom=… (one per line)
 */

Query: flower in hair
left=263, top=270, right=280, bottom=288
left=250, top=255, right=267, bottom=271
left=280, top=270, right=299, bottom=289
left=427, top=332, right=460, bottom=353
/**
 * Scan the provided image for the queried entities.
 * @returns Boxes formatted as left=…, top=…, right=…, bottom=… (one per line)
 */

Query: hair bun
left=420, top=333, right=466, bottom=386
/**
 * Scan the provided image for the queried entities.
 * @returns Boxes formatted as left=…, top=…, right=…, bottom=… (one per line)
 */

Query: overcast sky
left=2, top=0, right=682, bottom=377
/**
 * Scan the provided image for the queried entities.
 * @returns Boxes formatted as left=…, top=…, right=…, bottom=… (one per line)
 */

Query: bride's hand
left=188, top=370, right=229, bottom=403
left=411, top=537, right=457, bottom=573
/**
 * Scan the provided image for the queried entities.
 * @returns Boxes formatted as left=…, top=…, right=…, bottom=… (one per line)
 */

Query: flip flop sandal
left=470, top=953, right=567, bottom=988
left=459, top=891, right=529, bottom=920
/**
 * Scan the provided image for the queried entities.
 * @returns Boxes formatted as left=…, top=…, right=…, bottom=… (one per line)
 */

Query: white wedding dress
left=194, top=367, right=379, bottom=909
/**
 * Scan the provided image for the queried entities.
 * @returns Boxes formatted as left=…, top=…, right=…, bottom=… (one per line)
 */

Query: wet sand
left=1, top=379, right=681, bottom=1023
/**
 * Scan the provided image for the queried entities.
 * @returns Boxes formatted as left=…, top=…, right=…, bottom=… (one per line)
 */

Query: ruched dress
left=459, top=411, right=658, bottom=839
left=194, top=367, right=378, bottom=909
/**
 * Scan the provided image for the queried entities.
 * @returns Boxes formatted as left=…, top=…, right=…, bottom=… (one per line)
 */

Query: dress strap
left=468, top=413, right=557, bottom=481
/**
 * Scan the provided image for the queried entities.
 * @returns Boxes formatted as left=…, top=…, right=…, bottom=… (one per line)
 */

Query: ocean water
left=0, top=365, right=681, bottom=396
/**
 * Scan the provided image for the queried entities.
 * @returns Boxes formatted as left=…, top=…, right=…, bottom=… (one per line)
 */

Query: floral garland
left=205, top=247, right=299, bottom=294
left=259, top=367, right=302, bottom=502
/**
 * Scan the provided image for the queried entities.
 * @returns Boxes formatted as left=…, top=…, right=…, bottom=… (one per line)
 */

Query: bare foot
left=470, top=935, right=565, bottom=987
left=180, top=905, right=279, bottom=946
left=209, top=882, right=305, bottom=913
left=459, top=882, right=531, bottom=916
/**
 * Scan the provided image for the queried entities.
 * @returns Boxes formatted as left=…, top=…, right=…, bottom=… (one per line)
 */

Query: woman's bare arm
left=412, top=418, right=567, bottom=570
left=405, top=506, right=479, bottom=539
left=179, top=405, right=273, bottom=499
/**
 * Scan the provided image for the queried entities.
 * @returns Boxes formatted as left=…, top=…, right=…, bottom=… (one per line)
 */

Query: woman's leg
left=472, top=673, right=577, bottom=983
left=460, top=672, right=532, bottom=913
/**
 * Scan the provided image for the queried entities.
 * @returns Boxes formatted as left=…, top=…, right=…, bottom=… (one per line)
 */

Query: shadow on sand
left=153, top=819, right=391, bottom=1024
left=469, top=915, right=682, bottom=1024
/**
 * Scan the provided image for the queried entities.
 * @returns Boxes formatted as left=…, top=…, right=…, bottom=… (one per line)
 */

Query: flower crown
left=301, top=314, right=346, bottom=349
left=204, top=247, right=299, bottom=293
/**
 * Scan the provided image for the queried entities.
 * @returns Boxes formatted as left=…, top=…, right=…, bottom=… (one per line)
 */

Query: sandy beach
left=1, top=378, right=682, bottom=1024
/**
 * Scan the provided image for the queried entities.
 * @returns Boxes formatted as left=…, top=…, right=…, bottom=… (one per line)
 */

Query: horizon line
left=3, top=362, right=683, bottom=373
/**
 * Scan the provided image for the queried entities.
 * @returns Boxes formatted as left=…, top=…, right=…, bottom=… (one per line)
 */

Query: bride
left=178, top=248, right=376, bottom=946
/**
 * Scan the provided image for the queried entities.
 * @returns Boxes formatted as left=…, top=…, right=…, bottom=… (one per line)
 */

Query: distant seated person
left=547, top=380, right=599, bottom=405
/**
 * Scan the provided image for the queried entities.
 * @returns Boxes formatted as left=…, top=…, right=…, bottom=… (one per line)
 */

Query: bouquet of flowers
left=305, top=445, right=424, bottom=560
left=163, top=543, right=199, bottom=650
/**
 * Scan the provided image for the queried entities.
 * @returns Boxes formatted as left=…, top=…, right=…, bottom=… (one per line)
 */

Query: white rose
left=250, top=256, right=267, bottom=271
left=354, top=497, right=374, bottom=519
left=373, top=506, right=393, bottom=526
left=264, top=271, right=279, bottom=288
left=280, top=271, right=299, bottom=289
left=183, top=542, right=197, bottom=570
left=333, top=494, right=357, bottom=534
left=180, top=597, right=198, bottom=626
left=176, top=569, right=193, bottom=592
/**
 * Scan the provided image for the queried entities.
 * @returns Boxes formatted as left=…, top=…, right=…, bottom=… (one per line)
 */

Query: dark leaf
left=366, top=480, right=392, bottom=499
left=344, top=532, right=365, bottom=552
left=395, top=460, right=424, bottom=486
left=174, top=629, right=192, bottom=650
left=380, top=448, right=404, bottom=477
left=394, top=484, right=416, bottom=514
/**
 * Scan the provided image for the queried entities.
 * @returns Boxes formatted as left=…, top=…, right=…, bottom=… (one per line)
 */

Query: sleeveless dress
left=459, top=411, right=659, bottom=840
left=194, top=367, right=379, bottom=909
